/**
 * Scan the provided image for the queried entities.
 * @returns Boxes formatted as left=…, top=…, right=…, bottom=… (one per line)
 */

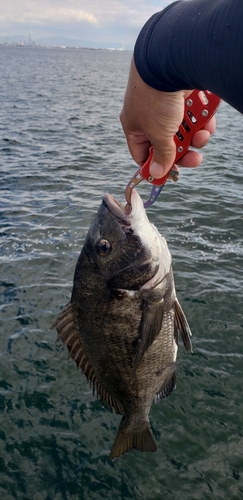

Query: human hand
left=120, top=58, right=216, bottom=179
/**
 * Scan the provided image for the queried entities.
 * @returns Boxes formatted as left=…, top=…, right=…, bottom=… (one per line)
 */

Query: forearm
left=134, top=0, right=243, bottom=113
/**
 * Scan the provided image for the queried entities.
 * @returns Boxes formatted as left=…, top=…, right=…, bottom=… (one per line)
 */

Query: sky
left=0, top=0, right=174, bottom=48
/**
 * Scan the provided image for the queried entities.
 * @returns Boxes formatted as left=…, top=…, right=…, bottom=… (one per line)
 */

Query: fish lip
left=102, top=194, right=131, bottom=227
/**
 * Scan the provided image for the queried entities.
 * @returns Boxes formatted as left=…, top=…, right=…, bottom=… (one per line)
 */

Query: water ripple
left=1, top=46, right=243, bottom=499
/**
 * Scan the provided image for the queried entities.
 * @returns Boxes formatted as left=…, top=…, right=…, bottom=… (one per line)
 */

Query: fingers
left=150, top=150, right=203, bottom=178
left=150, top=138, right=176, bottom=179
left=191, top=116, right=216, bottom=148
left=120, top=59, right=186, bottom=168
left=204, top=115, right=216, bottom=134
left=176, top=150, right=203, bottom=168
left=122, top=132, right=150, bottom=167
left=150, top=116, right=216, bottom=178
left=121, top=58, right=217, bottom=180
left=191, top=129, right=210, bottom=149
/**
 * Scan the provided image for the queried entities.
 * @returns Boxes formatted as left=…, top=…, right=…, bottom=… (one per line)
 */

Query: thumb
left=149, top=138, right=176, bottom=179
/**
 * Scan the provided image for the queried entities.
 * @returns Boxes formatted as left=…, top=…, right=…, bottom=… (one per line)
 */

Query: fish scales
left=51, top=189, right=192, bottom=459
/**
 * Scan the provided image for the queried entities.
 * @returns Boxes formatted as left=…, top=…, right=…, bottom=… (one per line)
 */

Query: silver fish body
left=52, top=190, right=192, bottom=459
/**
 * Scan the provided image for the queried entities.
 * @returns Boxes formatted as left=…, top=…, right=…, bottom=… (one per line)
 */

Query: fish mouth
left=102, top=194, right=131, bottom=227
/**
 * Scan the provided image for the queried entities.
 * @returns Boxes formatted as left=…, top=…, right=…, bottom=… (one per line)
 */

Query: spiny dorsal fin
left=51, top=302, right=124, bottom=415
left=133, top=298, right=164, bottom=373
left=174, top=298, right=193, bottom=353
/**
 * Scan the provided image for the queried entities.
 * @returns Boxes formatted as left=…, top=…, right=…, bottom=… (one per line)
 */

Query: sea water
left=1, top=45, right=243, bottom=500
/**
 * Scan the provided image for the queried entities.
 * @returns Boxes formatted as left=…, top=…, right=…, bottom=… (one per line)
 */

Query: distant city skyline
left=0, top=33, right=133, bottom=50
left=0, top=0, right=173, bottom=50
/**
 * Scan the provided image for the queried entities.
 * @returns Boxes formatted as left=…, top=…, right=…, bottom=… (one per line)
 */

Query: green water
left=1, top=46, right=243, bottom=499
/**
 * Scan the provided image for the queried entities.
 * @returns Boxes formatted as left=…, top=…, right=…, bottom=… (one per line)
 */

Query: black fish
left=51, top=190, right=192, bottom=459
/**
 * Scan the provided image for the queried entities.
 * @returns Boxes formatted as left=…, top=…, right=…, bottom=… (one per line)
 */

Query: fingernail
left=149, top=161, right=165, bottom=179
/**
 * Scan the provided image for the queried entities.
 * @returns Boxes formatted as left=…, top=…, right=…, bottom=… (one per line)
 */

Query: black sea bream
left=52, top=190, right=192, bottom=459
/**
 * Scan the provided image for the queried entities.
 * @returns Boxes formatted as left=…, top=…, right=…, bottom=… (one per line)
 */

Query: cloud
left=1, top=3, right=98, bottom=26
left=0, top=0, right=169, bottom=27
left=71, top=0, right=164, bottom=28
left=0, top=0, right=172, bottom=46
left=29, top=9, right=98, bottom=26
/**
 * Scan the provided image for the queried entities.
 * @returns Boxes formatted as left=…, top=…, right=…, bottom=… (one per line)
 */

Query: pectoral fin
left=174, top=298, right=192, bottom=353
left=133, top=298, right=164, bottom=372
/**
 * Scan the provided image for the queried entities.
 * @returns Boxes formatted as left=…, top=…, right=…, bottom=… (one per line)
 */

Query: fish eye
left=95, top=239, right=112, bottom=256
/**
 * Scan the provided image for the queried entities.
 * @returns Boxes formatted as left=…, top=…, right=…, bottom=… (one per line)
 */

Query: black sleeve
left=134, top=0, right=243, bottom=113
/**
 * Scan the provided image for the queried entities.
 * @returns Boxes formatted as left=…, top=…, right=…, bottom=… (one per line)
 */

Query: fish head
left=82, top=189, right=171, bottom=290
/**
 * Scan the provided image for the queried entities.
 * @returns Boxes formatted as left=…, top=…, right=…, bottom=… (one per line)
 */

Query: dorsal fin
left=174, top=298, right=192, bottom=353
left=51, top=302, right=125, bottom=415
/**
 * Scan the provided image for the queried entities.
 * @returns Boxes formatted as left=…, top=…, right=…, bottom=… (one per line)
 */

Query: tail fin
left=110, top=418, right=157, bottom=460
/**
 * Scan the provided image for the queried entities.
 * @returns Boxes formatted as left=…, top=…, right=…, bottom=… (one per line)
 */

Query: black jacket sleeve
left=134, top=0, right=243, bottom=113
